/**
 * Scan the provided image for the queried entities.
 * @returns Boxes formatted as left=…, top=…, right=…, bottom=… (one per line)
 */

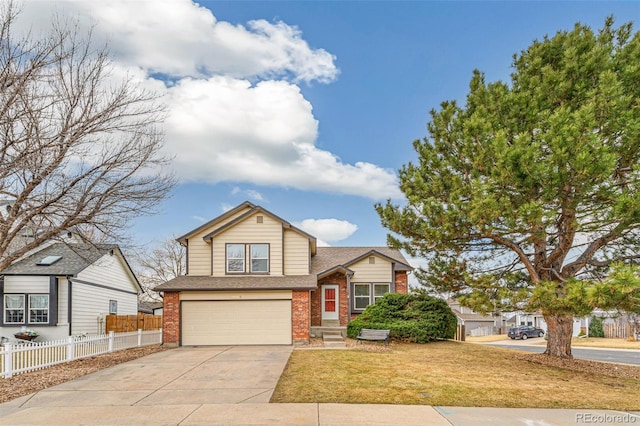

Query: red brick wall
left=162, top=291, right=180, bottom=346
left=312, top=272, right=349, bottom=326
left=292, top=290, right=310, bottom=343
left=395, top=271, right=408, bottom=294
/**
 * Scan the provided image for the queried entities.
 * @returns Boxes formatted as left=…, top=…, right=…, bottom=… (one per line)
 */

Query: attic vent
left=369, top=256, right=375, bottom=264
left=256, top=215, right=263, bottom=224
left=37, top=255, right=62, bottom=266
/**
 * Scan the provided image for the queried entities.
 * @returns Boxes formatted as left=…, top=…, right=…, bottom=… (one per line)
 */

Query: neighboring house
left=138, top=301, right=163, bottom=316
left=447, top=298, right=498, bottom=335
left=0, top=243, right=141, bottom=341
left=155, top=202, right=412, bottom=346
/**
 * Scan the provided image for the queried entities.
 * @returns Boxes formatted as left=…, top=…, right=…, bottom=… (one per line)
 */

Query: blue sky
left=22, top=1, right=640, bottom=257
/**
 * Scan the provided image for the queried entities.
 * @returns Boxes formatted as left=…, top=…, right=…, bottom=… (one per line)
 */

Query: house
left=155, top=202, right=412, bottom=346
left=138, top=301, right=163, bottom=316
left=447, top=298, right=498, bottom=335
left=0, top=243, right=141, bottom=341
left=505, top=312, right=586, bottom=336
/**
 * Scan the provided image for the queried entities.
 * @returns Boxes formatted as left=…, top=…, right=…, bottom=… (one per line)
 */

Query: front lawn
left=271, top=341, right=640, bottom=410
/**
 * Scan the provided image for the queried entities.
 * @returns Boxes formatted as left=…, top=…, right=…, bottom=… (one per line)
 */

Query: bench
left=356, top=328, right=390, bottom=345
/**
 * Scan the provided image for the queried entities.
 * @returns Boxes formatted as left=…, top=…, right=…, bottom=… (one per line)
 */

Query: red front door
left=322, top=284, right=339, bottom=320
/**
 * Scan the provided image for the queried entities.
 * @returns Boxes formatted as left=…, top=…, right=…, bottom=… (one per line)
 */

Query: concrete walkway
left=1, top=346, right=638, bottom=425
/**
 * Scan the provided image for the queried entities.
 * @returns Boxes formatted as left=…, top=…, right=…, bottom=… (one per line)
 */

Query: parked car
left=508, top=326, right=545, bottom=340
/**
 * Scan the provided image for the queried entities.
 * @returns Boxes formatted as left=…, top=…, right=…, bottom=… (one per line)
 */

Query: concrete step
left=322, top=330, right=347, bottom=349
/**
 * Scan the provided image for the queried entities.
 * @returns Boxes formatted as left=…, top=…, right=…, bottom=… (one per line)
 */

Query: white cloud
left=293, top=219, right=358, bottom=244
left=18, top=1, right=402, bottom=200
left=231, top=187, right=265, bottom=202
left=191, top=216, right=207, bottom=223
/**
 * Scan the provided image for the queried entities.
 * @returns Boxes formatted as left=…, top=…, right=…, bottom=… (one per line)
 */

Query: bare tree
left=134, top=238, right=185, bottom=301
left=0, top=2, right=174, bottom=269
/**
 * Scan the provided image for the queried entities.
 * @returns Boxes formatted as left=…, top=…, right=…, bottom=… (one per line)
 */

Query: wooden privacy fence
left=106, top=314, right=162, bottom=333
left=1, top=329, right=162, bottom=379
left=604, top=323, right=632, bottom=339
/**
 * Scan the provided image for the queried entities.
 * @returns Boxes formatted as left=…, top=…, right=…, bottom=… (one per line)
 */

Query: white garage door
left=181, top=299, right=292, bottom=345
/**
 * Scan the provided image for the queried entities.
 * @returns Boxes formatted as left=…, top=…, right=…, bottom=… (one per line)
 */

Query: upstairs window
left=226, top=244, right=245, bottom=273
left=226, top=243, right=270, bottom=274
left=250, top=244, right=269, bottom=273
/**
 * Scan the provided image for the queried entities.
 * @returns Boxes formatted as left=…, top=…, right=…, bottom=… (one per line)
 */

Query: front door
left=321, top=284, right=339, bottom=320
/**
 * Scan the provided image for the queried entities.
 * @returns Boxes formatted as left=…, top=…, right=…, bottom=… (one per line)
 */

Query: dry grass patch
left=465, top=334, right=508, bottom=343
left=570, top=337, right=640, bottom=350
left=271, top=341, right=640, bottom=410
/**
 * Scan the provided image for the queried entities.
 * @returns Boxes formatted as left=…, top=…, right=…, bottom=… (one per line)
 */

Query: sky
left=18, top=1, right=640, bottom=265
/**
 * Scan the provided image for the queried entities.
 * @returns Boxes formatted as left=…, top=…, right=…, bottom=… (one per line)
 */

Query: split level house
left=156, top=201, right=412, bottom=346
left=0, top=242, right=141, bottom=341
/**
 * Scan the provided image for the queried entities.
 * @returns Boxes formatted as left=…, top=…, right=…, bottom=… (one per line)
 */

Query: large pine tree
left=377, top=18, right=640, bottom=358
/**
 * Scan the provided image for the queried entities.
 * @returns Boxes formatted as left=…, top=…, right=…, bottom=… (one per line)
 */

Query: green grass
left=271, top=341, right=640, bottom=410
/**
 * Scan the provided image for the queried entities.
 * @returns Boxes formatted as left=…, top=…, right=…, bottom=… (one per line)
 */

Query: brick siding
left=162, top=291, right=180, bottom=346
left=292, top=290, right=310, bottom=343
left=395, top=271, right=408, bottom=293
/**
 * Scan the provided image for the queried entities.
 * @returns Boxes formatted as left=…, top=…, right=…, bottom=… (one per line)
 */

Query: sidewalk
left=2, top=398, right=639, bottom=425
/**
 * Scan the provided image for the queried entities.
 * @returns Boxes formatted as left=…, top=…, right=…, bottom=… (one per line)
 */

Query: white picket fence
left=0, top=329, right=162, bottom=379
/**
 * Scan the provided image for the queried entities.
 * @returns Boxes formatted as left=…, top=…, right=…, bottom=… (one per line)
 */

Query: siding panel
left=76, top=254, right=139, bottom=293
left=71, top=283, right=138, bottom=335
left=4, top=275, right=50, bottom=293
left=349, top=256, right=393, bottom=282
left=284, top=230, right=310, bottom=275
left=211, top=213, right=283, bottom=276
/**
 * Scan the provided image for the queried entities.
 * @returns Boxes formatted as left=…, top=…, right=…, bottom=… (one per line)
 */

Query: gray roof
left=156, top=246, right=411, bottom=292
left=1, top=243, right=118, bottom=276
left=311, top=247, right=412, bottom=275
left=452, top=309, right=496, bottom=322
left=155, top=274, right=318, bottom=291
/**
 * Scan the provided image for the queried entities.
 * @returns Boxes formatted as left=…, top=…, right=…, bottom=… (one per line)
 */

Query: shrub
left=589, top=316, right=605, bottom=337
left=346, top=293, right=457, bottom=343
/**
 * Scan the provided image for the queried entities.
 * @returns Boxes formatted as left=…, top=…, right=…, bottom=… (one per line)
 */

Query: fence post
left=137, top=329, right=142, bottom=347
left=108, top=331, right=114, bottom=352
left=66, top=336, right=75, bottom=362
left=2, top=343, right=13, bottom=379
left=159, top=328, right=163, bottom=344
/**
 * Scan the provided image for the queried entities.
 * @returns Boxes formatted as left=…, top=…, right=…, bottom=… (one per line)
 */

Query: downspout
left=68, top=277, right=73, bottom=335
left=346, top=273, right=352, bottom=323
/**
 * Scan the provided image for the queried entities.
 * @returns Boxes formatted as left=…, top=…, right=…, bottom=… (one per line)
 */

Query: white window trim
left=28, top=294, right=49, bottom=324
left=352, top=282, right=391, bottom=311
left=4, top=294, right=25, bottom=324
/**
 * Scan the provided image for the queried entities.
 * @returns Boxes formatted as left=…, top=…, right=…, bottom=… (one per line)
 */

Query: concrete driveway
left=0, top=346, right=297, bottom=424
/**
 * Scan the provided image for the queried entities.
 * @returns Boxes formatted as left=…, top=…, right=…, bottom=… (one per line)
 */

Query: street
left=487, top=341, right=640, bottom=366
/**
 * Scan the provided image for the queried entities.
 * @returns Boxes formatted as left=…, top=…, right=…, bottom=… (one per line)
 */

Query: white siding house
left=1, top=243, right=141, bottom=341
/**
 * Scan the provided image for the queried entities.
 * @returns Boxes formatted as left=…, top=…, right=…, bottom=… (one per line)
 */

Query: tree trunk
left=544, top=314, right=574, bottom=358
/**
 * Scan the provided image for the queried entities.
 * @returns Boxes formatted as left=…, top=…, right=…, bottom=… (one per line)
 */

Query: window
left=353, top=283, right=391, bottom=311
left=374, top=284, right=390, bottom=302
left=354, top=284, right=370, bottom=310
left=4, top=294, right=25, bottom=324
left=226, top=243, right=269, bottom=274
left=250, top=244, right=269, bottom=273
left=29, top=295, right=49, bottom=324
left=226, top=244, right=245, bottom=273
left=109, top=300, right=118, bottom=315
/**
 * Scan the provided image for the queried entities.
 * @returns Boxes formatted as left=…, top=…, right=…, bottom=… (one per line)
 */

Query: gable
left=348, top=254, right=393, bottom=282
left=76, top=251, right=141, bottom=294
left=211, top=212, right=284, bottom=276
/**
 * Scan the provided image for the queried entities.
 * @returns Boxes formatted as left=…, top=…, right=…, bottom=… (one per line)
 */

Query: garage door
left=181, top=300, right=292, bottom=345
